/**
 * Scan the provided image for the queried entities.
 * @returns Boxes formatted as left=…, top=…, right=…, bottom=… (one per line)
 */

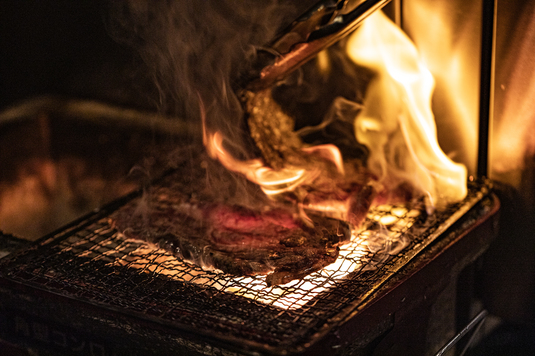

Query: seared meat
left=245, top=89, right=304, bottom=170
left=111, top=86, right=377, bottom=285
left=245, top=88, right=374, bottom=227
left=111, top=170, right=350, bottom=286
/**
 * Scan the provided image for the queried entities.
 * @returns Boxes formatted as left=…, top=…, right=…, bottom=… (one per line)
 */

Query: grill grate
left=0, top=179, right=490, bottom=354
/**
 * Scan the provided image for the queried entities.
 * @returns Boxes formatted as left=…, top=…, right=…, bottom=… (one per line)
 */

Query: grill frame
left=0, top=177, right=498, bottom=355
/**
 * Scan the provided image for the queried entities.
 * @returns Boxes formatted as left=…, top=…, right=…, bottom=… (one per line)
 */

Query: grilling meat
left=245, top=88, right=375, bottom=227
left=111, top=170, right=351, bottom=286
left=111, top=87, right=376, bottom=285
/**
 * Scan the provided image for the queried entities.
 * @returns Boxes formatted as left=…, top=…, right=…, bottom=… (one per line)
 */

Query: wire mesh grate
left=0, top=179, right=490, bottom=353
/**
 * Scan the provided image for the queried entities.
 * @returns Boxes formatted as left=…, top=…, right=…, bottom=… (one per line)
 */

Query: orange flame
left=205, top=130, right=312, bottom=196
left=347, top=11, right=467, bottom=209
left=200, top=95, right=346, bottom=199
left=200, top=11, right=467, bottom=214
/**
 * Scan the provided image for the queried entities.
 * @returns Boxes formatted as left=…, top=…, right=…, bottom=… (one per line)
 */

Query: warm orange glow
left=0, top=159, right=137, bottom=240
left=115, top=204, right=419, bottom=310
left=490, top=6, right=535, bottom=177
left=110, top=11, right=478, bottom=310
left=200, top=11, right=468, bottom=218
left=403, top=1, right=481, bottom=176
left=205, top=130, right=314, bottom=196
left=200, top=90, right=352, bottom=200
left=346, top=11, right=467, bottom=209
left=301, top=144, right=345, bottom=175
left=200, top=96, right=314, bottom=196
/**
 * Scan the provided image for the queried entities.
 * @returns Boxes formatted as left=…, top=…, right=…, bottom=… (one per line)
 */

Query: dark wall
left=0, top=0, right=154, bottom=111
left=0, top=0, right=320, bottom=113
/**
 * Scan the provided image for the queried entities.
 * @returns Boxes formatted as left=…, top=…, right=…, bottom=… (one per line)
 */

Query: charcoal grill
left=2, top=0, right=528, bottom=354
left=0, top=172, right=499, bottom=355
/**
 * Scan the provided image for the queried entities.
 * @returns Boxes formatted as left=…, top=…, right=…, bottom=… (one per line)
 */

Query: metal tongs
left=240, top=0, right=391, bottom=92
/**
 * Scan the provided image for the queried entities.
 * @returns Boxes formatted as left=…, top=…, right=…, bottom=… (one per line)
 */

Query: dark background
left=0, top=0, right=155, bottom=112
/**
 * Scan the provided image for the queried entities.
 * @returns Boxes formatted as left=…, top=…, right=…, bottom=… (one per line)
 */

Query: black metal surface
left=0, top=233, right=31, bottom=259
left=0, top=179, right=492, bottom=355
left=477, top=0, right=496, bottom=177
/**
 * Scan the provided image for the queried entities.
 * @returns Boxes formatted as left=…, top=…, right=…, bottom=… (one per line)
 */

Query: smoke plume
left=107, top=0, right=306, bottom=154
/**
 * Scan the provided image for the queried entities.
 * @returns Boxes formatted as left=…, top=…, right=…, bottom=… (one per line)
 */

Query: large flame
left=201, top=10, right=467, bottom=215
left=347, top=11, right=467, bottom=209
left=402, top=1, right=481, bottom=176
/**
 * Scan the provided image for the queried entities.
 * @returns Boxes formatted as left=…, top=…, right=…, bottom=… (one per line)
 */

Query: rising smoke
left=107, top=0, right=308, bottom=154
left=106, top=0, right=322, bottom=208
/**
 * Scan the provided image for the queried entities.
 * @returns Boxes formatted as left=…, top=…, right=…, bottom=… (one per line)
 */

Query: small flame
left=205, top=130, right=312, bottom=196
left=199, top=96, right=312, bottom=197
left=301, top=144, right=345, bottom=175
left=346, top=11, right=467, bottom=208
left=200, top=96, right=349, bottom=202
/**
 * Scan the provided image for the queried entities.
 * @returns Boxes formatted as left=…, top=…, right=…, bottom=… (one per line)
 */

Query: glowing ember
left=110, top=204, right=418, bottom=310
